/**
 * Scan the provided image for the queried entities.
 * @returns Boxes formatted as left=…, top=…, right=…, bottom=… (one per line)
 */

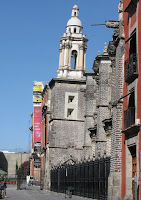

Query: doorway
left=129, top=145, right=136, bottom=200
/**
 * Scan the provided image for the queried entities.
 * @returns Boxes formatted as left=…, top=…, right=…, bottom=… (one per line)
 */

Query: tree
left=16, top=161, right=30, bottom=180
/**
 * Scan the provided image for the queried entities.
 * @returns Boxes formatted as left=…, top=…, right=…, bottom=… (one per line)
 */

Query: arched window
left=74, top=12, right=76, bottom=16
left=71, top=50, right=77, bottom=69
left=74, top=28, right=76, bottom=33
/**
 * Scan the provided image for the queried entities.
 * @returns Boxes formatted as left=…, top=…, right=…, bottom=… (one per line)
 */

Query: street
left=5, top=185, right=89, bottom=200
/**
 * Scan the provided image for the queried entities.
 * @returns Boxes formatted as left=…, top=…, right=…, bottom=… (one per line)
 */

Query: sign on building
left=33, top=105, right=42, bottom=143
left=33, top=85, right=42, bottom=92
left=34, top=142, right=41, bottom=152
left=33, top=84, right=42, bottom=103
left=33, top=94, right=42, bottom=103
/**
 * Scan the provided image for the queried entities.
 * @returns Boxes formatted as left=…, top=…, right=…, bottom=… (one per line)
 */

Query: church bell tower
left=57, top=5, right=88, bottom=78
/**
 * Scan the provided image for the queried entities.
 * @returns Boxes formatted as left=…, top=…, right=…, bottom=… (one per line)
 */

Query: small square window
left=67, top=109, right=74, bottom=118
left=68, top=96, right=74, bottom=103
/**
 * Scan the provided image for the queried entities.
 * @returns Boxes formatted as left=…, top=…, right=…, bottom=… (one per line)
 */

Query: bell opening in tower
left=71, top=50, right=77, bottom=69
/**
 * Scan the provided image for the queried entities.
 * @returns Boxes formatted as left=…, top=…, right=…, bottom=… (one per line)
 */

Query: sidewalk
left=32, top=185, right=94, bottom=200
left=7, top=184, right=95, bottom=200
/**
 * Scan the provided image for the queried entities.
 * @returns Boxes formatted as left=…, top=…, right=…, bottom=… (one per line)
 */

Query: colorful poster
left=33, top=92, right=42, bottom=103
left=33, top=106, right=42, bottom=142
left=33, top=95, right=42, bottom=103
left=33, top=85, right=42, bottom=92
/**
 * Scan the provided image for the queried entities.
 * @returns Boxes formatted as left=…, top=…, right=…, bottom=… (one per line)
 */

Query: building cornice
left=60, top=36, right=88, bottom=43
left=49, top=77, right=86, bottom=88
left=83, top=71, right=95, bottom=76
left=49, top=117, right=84, bottom=123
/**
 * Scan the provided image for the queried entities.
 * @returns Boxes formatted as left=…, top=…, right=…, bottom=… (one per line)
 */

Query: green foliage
left=0, top=173, right=7, bottom=180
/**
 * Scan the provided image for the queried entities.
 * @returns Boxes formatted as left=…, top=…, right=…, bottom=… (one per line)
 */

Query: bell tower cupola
left=71, top=4, right=79, bottom=17
left=57, top=5, right=88, bottom=78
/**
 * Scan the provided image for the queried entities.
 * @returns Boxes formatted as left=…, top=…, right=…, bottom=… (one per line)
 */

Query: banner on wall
left=33, top=85, right=42, bottom=92
left=33, top=105, right=42, bottom=142
left=33, top=94, right=42, bottom=103
left=33, top=84, right=42, bottom=103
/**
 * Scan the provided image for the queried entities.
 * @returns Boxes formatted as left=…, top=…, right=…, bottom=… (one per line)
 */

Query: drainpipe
left=133, top=174, right=137, bottom=200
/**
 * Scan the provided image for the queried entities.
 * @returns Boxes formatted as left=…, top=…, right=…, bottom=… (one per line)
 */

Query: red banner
left=33, top=106, right=42, bottom=142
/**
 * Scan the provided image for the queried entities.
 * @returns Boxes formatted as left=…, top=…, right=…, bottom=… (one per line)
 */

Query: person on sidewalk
left=4, top=180, right=7, bottom=198
left=1, top=181, right=5, bottom=199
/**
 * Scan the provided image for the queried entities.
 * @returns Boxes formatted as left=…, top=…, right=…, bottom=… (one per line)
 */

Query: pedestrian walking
left=4, top=180, right=7, bottom=198
left=1, top=181, right=5, bottom=199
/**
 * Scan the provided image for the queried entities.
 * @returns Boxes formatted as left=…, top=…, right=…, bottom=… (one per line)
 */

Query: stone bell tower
left=57, top=5, right=88, bottom=78
left=45, top=5, right=88, bottom=189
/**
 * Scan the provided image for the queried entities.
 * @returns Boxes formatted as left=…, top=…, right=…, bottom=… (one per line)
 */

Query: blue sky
left=0, top=0, right=119, bottom=152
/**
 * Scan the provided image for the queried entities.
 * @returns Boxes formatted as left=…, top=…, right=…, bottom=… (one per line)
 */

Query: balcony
left=125, top=54, right=138, bottom=84
left=124, top=107, right=135, bottom=129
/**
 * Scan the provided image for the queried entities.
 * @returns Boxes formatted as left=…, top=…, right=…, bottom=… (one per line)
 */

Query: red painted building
left=30, top=82, right=43, bottom=183
left=122, top=0, right=141, bottom=199
left=41, top=84, right=50, bottom=188
left=29, top=113, right=34, bottom=178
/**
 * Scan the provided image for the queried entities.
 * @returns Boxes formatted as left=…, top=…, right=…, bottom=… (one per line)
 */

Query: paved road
left=5, top=185, right=89, bottom=200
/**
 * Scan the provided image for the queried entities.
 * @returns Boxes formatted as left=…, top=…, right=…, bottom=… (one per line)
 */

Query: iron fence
left=51, top=157, right=110, bottom=199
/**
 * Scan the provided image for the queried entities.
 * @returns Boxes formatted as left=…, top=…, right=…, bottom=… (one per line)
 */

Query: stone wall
left=1, top=152, right=30, bottom=178
left=84, top=72, right=97, bottom=159
left=46, top=78, right=86, bottom=189
left=92, top=46, right=112, bottom=159
left=108, top=13, right=124, bottom=198
left=108, top=39, right=124, bottom=200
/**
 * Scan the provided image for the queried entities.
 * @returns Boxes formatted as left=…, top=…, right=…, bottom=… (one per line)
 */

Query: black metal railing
left=124, top=107, right=135, bottom=129
left=125, top=53, right=138, bottom=83
left=51, top=157, right=110, bottom=199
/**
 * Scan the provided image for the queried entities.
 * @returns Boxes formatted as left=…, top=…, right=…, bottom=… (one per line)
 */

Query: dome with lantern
left=66, top=5, right=83, bottom=34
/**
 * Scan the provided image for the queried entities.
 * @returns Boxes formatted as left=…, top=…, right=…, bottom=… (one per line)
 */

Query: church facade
left=44, top=5, right=114, bottom=189
left=45, top=5, right=88, bottom=189
left=30, top=1, right=141, bottom=199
